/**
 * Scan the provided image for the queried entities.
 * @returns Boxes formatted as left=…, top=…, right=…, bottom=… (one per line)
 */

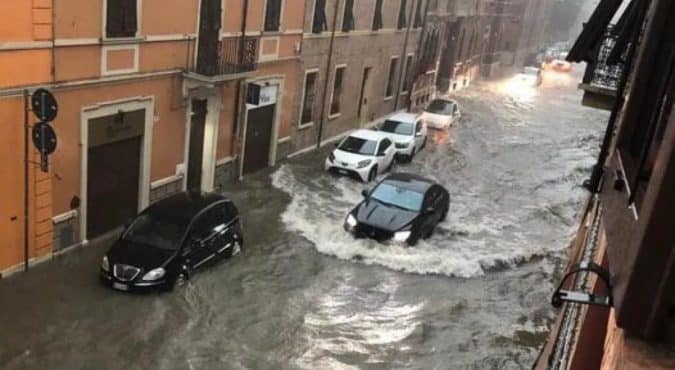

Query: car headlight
left=328, top=152, right=336, bottom=162
left=101, top=255, right=110, bottom=272
left=393, top=231, right=411, bottom=243
left=395, top=142, right=411, bottom=149
left=357, top=159, right=372, bottom=169
left=141, top=267, right=166, bottom=281
left=345, top=214, right=357, bottom=230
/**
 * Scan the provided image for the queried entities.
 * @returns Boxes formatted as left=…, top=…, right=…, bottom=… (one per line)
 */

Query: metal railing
left=582, top=27, right=624, bottom=91
left=189, top=37, right=259, bottom=77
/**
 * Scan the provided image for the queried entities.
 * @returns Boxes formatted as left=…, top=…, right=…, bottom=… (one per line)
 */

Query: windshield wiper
left=371, top=197, right=411, bottom=211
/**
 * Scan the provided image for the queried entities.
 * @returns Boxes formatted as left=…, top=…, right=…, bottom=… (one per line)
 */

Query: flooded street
left=0, top=69, right=608, bottom=370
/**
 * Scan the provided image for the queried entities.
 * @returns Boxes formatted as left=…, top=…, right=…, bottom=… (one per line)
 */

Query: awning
left=567, top=0, right=625, bottom=63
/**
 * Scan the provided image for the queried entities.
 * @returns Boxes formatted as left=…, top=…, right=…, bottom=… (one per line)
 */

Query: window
left=300, top=71, right=318, bottom=126
left=385, top=57, right=400, bottom=98
left=330, top=66, right=345, bottom=116
left=414, top=0, right=424, bottom=28
left=398, top=0, right=408, bottom=30
left=378, top=139, right=392, bottom=155
left=312, top=0, right=327, bottom=33
left=371, top=182, right=424, bottom=212
left=339, top=137, right=377, bottom=155
left=372, top=0, right=384, bottom=31
left=380, top=120, right=414, bottom=136
left=342, top=0, right=355, bottom=32
left=264, top=0, right=282, bottom=32
left=402, top=54, right=414, bottom=93
left=106, top=0, right=138, bottom=38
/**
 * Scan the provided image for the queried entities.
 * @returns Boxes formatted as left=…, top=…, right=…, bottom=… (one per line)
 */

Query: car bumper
left=100, top=269, right=169, bottom=292
left=325, top=159, right=370, bottom=182
left=394, top=144, right=414, bottom=157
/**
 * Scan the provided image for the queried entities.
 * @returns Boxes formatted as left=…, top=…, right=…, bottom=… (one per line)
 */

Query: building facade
left=535, top=0, right=675, bottom=369
left=0, top=0, right=302, bottom=275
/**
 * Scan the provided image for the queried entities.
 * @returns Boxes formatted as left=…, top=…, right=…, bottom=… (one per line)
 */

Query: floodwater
left=0, top=67, right=608, bottom=370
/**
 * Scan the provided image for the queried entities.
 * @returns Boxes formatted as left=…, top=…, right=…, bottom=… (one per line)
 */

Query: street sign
left=32, top=122, right=58, bottom=155
left=31, top=88, right=58, bottom=122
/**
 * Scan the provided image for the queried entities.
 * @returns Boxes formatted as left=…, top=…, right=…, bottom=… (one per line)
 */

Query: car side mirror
left=362, top=189, right=369, bottom=198
left=415, top=132, right=423, bottom=137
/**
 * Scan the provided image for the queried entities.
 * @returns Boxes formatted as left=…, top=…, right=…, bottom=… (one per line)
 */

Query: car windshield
left=425, top=100, right=453, bottom=115
left=370, top=182, right=424, bottom=212
left=122, top=213, right=187, bottom=251
left=339, top=136, right=377, bottom=155
left=379, top=120, right=414, bottom=135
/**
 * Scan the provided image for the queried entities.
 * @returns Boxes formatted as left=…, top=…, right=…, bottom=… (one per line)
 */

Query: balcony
left=185, top=37, right=259, bottom=84
left=579, top=28, right=624, bottom=111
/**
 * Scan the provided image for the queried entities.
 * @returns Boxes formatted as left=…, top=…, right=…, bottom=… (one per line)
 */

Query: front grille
left=113, top=264, right=141, bottom=282
left=356, top=224, right=393, bottom=242
left=327, top=167, right=364, bottom=181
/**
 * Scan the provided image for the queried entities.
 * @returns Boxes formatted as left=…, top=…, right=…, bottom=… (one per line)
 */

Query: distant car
left=100, top=192, right=243, bottom=292
left=551, top=59, right=573, bottom=72
left=344, top=173, right=450, bottom=246
left=419, top=98, right=461, bottom=130
left=377, top=113, right=427, bottom=162
left=515, top=66, right=543, bottom=87
left=325, top=129, right=397, bottom=182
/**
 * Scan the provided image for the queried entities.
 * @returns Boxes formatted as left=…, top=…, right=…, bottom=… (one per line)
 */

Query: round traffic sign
left=31, top=88, right=58, bottom=122
left=32, top=122, right=58, bottom=155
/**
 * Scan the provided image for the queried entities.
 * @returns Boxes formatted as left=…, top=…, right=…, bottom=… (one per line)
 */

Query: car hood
left=107, top=239, right=175, bottom=270
left=333, top=149, right=374, bottom=165
left=354, top=200, right=418, bottom=232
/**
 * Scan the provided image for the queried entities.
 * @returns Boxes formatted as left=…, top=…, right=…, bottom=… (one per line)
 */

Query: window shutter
left=122, top=0, right=138, bottom=36
left=106, top=0, right=124, bottom=37
left=398, top=0, right=408, bottom=30
left=373, top=0, right=383, bottom=31
left=342, top=0, right=355, bottom=32
left=265, top=0, right=281, bottom=32
left=414, top=0, right=423, bottom=28
left=313, top=0, right=327, bottom=34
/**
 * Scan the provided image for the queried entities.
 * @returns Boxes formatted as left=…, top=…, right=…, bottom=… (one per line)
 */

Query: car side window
left=452, top=104, right=458, bottom=115
left=189, top=208, right=221, bottom=241
left=415, top=121, right=422, bottom=133
left=378, top=139, right=391, bottom=155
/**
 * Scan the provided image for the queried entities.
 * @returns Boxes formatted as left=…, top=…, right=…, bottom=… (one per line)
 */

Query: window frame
left=342, top=0, right=355, bottom=32
left=385, top=56, right=401, bottom=100
left=299, top=68, right=320, bottom=128
left=329, top=64, right=347, bottom=118
left=103, top=0, right=141, bottom=40
left=264, top=0, right=284, bottom=32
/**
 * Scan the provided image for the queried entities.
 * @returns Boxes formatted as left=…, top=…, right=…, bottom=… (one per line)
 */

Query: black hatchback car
left=344, top=173, right=450, bottom=246
left=100, top=191, right=243, bottom=292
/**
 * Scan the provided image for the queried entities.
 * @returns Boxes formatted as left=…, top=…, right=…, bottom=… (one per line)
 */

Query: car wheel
left=367, top=166, right=378, bottom=182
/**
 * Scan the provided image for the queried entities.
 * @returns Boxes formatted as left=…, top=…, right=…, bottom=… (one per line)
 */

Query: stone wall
left=149, top=177, right=183, bottom=204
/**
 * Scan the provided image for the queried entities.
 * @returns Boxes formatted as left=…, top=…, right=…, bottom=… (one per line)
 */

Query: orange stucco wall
left=142, top=0, right=198, bottom=35
left=106, top=49, right=136, bottom=70
left=0, top=50, right=52, bottom=88
left=139, top=42, right=190, bottom=72
left=54, top=46, right=100, bottom=81
left=278, top=34, right=301, bottom=58
left=54, top=0, right=101, bottom=39
left=217, top=83, right=237, bottom=160
left=0, top=0, right=35, bottom=41
left=283, top=0, right=305, bottom=30
left=223, top=0, right=305, bottom=33
left=47, top=77, right=187, bottom=215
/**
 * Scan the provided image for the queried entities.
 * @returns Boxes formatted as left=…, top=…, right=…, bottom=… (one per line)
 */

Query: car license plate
left=112, top=282, right=129, bottom=291
left=339, top=169, right=348, bottom=175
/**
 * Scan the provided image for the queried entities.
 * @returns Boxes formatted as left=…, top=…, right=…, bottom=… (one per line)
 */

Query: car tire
left=367, top=166, right=378, bottom=182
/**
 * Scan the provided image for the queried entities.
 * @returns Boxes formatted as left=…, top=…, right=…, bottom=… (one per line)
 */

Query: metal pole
left=316, top=0, right=340, bottom=149
left=23, top=89, right=30, bottom=272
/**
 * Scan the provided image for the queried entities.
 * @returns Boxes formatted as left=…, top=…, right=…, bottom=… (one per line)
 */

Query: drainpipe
left=231, top=0, right=249, bottom=181
left=316, top=0, right=340, bottom=149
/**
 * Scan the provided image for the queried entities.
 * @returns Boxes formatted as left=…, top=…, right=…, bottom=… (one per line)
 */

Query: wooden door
left=358, top=67, right=372, bottom=126
left=197, top=0, right=222, bottom=75
left=87, top=136, right=142, bottom=239
left=243, top=105, right=275, bottom=174
left=188, top=99, right=208, bottom=191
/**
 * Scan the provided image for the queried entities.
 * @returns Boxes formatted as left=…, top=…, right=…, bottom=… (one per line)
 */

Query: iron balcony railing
left=189, top=36, right=259, bottom=78
left=582, top=27, right=624, bottom=91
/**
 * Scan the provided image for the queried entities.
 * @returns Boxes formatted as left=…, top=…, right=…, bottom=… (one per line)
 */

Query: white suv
left=377, top=112, right=427, bottom=162
left=325, top=129, right=397, bottom=182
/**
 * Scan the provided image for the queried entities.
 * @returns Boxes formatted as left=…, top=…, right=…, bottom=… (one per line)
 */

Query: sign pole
left=23, top=89, right=30, bottom=272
